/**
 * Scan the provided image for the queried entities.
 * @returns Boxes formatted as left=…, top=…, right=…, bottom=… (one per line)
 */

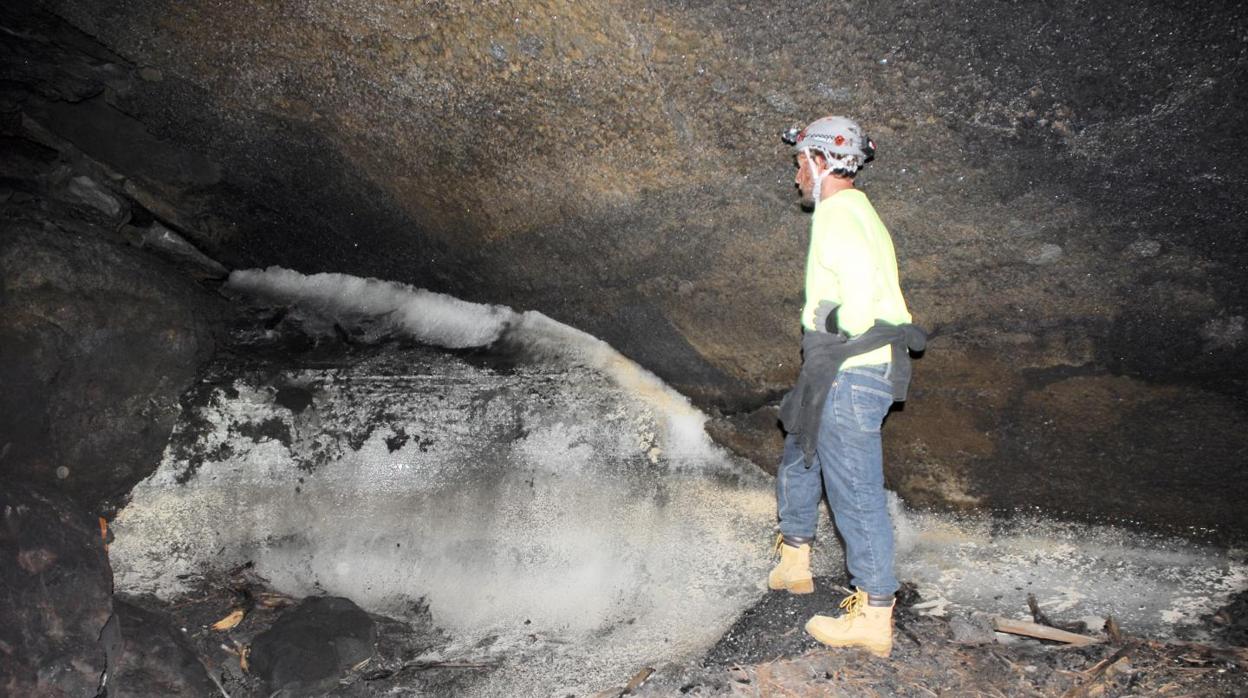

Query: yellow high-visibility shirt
left=802, top=188, right=911, bottom=368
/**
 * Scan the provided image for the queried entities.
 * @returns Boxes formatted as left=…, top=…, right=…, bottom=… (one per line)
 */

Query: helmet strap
left=804, top=148, right=831, bottom=207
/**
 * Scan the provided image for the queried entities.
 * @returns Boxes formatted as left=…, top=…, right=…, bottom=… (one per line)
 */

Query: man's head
left=783, top=116, right=875, bottom=207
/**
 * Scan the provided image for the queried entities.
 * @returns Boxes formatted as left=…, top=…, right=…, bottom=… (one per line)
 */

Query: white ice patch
left=892, top=507, right=1248, bottom=639
left=227, top=267, right=515, bottom=348
left=225, top=267, right=718, bottom=466
left=112, top=276, right=777, bottom=696
left=507, top=311, right=718, bottom=466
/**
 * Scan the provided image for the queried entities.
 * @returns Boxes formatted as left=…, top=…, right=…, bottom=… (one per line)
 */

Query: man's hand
left=814, top=300, right=842, bottom=335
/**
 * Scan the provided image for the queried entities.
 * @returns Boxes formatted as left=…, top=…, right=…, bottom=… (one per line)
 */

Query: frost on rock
left=111, top=267, right=779, bottom=696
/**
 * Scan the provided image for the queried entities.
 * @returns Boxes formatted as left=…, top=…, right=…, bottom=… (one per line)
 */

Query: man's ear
left=811, top=151, right=828, bottom=171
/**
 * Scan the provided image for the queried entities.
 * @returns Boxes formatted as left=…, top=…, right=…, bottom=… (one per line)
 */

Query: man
left=768, top=116, right=923, bottom=658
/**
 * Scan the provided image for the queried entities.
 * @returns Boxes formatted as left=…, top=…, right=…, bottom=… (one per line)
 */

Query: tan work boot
left=805, top=588, right=894, bottom=657
left=767, top=534, right=814, bottom=594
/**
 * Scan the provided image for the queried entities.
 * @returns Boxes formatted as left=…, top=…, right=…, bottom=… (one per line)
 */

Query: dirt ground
left=626, top=578, right=1248, bottom=697
left=117, top=565, right=476, bottom=697
left=132, top=569, right=1247, bottom=697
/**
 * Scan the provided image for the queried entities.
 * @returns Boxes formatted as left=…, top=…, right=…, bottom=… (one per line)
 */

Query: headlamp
left=781, top=126, right=801, bottom=146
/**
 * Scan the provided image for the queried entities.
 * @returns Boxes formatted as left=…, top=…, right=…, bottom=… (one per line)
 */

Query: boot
left=805, top=588, right=894, bottom=657
left=767, top=534, right=814, bottom=594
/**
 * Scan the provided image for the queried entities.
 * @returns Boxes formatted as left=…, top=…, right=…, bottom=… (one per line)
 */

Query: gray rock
left=1025, top=243, right=1063, bottom=265
left=765, top=92, right=797, bottom=114
left=516, top=35, right=544, bottom=58
left=815, top=83, right=855, bottom=103
left=948, top=613, right=997, bottom=646
left=1200, top=315, right=1245, bottom=351
left=137, top=222, right=230, bottom=278
left=65, top=174, right=122, bottom=217
left=1128, top=238, right=1162, bottom=258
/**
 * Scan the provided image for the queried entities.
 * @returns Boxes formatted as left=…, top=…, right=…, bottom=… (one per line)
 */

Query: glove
left=813, top=300, right=843, bottom=335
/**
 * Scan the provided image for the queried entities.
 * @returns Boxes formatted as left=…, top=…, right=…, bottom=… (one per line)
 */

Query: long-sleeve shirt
left=802, top=189, right=911, bottom=368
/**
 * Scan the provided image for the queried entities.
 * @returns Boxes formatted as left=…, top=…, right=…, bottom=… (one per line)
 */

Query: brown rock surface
left=2, top=1, right=1245, bottom=532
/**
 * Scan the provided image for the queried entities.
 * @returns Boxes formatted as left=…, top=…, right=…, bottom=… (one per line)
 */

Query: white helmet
left=782, top=116, right=876, bottom=206
left=788, top=116, right=875, bottom=162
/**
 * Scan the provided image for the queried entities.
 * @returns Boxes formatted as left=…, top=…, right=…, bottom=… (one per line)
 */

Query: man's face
left=793, top=151, right=822, bottom=208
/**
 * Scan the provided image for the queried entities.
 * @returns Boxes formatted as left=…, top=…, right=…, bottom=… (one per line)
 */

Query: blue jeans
left=776, top=364, right=899, bottom=596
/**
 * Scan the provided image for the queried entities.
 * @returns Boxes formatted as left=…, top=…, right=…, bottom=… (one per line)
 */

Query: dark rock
left=384, top=428, right=409, bottom=453
left=948, top=613, right=997, bottom=646
left=0, top=481, right=113, bottom=697
left=0, top=220, right=224, bottom=509
left=0, top=134, right=60, bottom=182
left=701, top=576, right=850, bottom=667
left=107, top=599, right=219, bottom=698
left=249, top=596, right=377, bottom=694
left=705, top=405, right=784, bottom=477
left=30, top=94, right=222, bottom=190
left=233, top=417, right=293, bottom=447
left=273, top=384, right=314, bottom=414
left=133, top=222, right=230, bottom=279
left=103, top=573, right=463, bottom=698
left=1205, top=589, right=1248, bottom=648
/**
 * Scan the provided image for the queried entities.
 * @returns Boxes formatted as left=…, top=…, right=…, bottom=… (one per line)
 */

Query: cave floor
left=125, top=570, right=1246, bottom=697
left=640, top=579, right=1248, bottom=697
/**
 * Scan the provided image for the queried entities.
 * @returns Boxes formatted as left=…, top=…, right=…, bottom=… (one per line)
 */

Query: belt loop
left=883, top=361, right=893, bottom=380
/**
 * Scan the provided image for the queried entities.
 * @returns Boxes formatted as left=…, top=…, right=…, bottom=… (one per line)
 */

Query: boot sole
left=768, top=578, right=814, bottom=594
left=804, top=620, right=892, bottom=657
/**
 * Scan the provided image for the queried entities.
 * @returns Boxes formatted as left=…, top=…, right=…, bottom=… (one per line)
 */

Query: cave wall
left=0, top=8, right=226, bottom=507
left=2, top=1, right=1245, bottom=533
left=0, top=221, right=222, bottom=505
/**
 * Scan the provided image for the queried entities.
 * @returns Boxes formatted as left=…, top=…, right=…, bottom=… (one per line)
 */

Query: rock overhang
left=3, top=0, right=1247, bottom=532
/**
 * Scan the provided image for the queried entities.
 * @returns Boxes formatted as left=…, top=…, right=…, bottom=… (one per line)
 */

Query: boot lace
left=838, top=590, right=865, bottom=618
left=772, top=533, right=784, bottom=559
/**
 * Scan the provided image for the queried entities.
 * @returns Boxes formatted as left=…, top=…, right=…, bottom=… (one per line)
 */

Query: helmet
left=784, top=116, right=875, bottom=161
left=782, top=115, right=876, bottom=206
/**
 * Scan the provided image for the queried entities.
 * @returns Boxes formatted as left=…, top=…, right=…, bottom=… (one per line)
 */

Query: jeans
left=775, top=363, right=899, bottom=596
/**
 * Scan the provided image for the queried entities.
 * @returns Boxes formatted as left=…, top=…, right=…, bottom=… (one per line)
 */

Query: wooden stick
left=992, top=617, right=1102, bottom=646
left=620, top=667, right=655, bottom=696
left=1104, top=615, right=1123, bottom=645
left=1157, top=640, right=1248, bottom=669
left=589, top=666, right=658, bottom=698
left=1061, top=646, right=1131, bottom=698
left=1026, top=594, right=1053, bottom=627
